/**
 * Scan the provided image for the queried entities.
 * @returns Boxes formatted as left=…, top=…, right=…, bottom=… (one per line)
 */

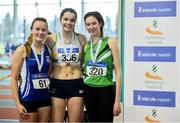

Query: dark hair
left=84, top=11, right=104, bottom=37
left=30, top=17, right=48, bottom=30
left=25, top=17, right=48, bottom=57
left=60, top=8, right=77, bottom=21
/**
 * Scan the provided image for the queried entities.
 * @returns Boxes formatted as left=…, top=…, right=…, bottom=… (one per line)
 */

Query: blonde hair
left=24, top=33, right=33, bottom=57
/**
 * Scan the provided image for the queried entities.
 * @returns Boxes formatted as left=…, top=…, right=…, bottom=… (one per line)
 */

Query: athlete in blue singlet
left=11, top=17, right=52, bottom=122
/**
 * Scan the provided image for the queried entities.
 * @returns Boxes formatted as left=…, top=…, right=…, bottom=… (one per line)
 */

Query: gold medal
left=66, top=62, right=70, bottom=66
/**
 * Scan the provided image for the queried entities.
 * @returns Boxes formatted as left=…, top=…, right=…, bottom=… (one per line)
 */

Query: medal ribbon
left=31, top=44, right=44, bottom=72
left=90, top=38, right=102, bottom=64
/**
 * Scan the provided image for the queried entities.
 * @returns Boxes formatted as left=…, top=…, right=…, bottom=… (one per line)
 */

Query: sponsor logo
left=134, top=46, right=176, bottom=62
left=58, top=48, right=79, bottom=53
left=145, top=109, right=160, bottom=123
left=145, top=64, right=164, bottom=90
left=133, top=90, right=176, bottom=107
left=134, top=1, right=176, bottom=17
left=32, top=73, right=48, bottom=79
left=145, top=64, right=162, bottom=80
left=145, top=20, right=163, bottom=35
left=145, top=20, right=165, bottom=45
left=58, top=48, right=64, bottom=53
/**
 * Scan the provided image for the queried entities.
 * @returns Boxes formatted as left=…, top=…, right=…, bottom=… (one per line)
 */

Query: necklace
left=60, top=32, right=74, bottom=44
left=64, top=40, right=71, bottom=44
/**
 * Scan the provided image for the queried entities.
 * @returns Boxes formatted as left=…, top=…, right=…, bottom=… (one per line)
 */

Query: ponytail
left=24, top=33, right=33, bottom=57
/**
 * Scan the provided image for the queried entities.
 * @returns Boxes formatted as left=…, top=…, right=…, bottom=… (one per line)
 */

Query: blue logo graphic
left=134, top=1, right=176, bottom=17
left=72, top=48, right=79, bottom=53
left=58, top=48, right=79, bottom=53
left=133, top=90, right=175, bottom=107
left=134, top=46, right=176, bottom=62
left=58, top=48, right=64, bottom=53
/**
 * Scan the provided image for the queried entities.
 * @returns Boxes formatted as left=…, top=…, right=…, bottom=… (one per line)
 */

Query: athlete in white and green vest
left=45, top=8, right=86, bottom=122
left=83, top=11, right=122, bottom=122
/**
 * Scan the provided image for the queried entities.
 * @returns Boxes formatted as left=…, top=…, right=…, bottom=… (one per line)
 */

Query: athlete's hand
left=113, top=101, right=121, bottom=116
left=16, top=104, right=30, bottom=120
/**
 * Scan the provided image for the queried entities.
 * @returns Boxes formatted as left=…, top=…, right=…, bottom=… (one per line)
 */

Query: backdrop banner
left=123, top=0, right=180, bottom=122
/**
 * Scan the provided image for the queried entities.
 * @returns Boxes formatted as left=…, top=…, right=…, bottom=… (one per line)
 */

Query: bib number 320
left=87, top=66, right=107, bottom=76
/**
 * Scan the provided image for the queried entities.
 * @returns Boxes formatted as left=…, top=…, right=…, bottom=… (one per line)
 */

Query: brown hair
left=84, top=11, right=104, bottom=38
left=24, top=17, right=48, bottom=57
left=60, top=8, right=77, bottom=21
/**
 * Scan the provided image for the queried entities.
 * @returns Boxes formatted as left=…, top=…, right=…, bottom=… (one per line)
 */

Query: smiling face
left=85, top=16, right=102, bottom=37
left=31, top=20, right=48, bottom=43
left=60, top=11, right=77, bottom=32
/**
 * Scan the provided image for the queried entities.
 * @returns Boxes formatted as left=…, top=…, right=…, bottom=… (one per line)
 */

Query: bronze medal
left=66, top=62, right=70, bottom=66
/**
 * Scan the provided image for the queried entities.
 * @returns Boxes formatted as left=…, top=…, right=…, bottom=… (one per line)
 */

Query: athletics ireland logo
left=145, top=64, right=162, bottom=80
left=145, top=20, right=163, bottom=35
left=145, top=109, right=160, bottom=123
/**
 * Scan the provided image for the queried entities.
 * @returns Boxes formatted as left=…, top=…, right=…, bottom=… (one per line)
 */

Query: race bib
left=57, top=47, right=79, bottom=63
left=32, top=74, right=50, bottom=89
left=59, top=53, right=79, bottom=62
left=86, top=61, right=107, bottom=76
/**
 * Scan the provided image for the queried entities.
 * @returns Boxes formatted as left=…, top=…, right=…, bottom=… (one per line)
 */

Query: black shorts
left=20, top=98, right=51, bottom=113
left=49, top=78, right=84, bottom=99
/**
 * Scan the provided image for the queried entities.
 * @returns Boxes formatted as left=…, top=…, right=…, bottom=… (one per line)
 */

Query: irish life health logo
left=133, top=90, right=176, bottom=107
left=134, top=1, right=176, bottom=17
left=145, top=20, right=165, bottom=44
left=134, top=46, right=176, bottom=62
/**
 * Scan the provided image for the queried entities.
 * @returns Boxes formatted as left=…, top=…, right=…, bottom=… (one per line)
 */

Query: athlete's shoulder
left=13, top=44, right=26, bottom=59
left=107, top=37, right=118, bottom=49
left=14, top=44, right=26, bottom=54
left=45, top=33, right=57, bottom=49
left=75, top=32, right=87, bottom=47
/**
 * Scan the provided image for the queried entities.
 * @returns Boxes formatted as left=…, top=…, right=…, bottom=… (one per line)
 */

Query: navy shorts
left=49, top=78, right=84, bottom=99
left=20, top=98, right=51, bottom=113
